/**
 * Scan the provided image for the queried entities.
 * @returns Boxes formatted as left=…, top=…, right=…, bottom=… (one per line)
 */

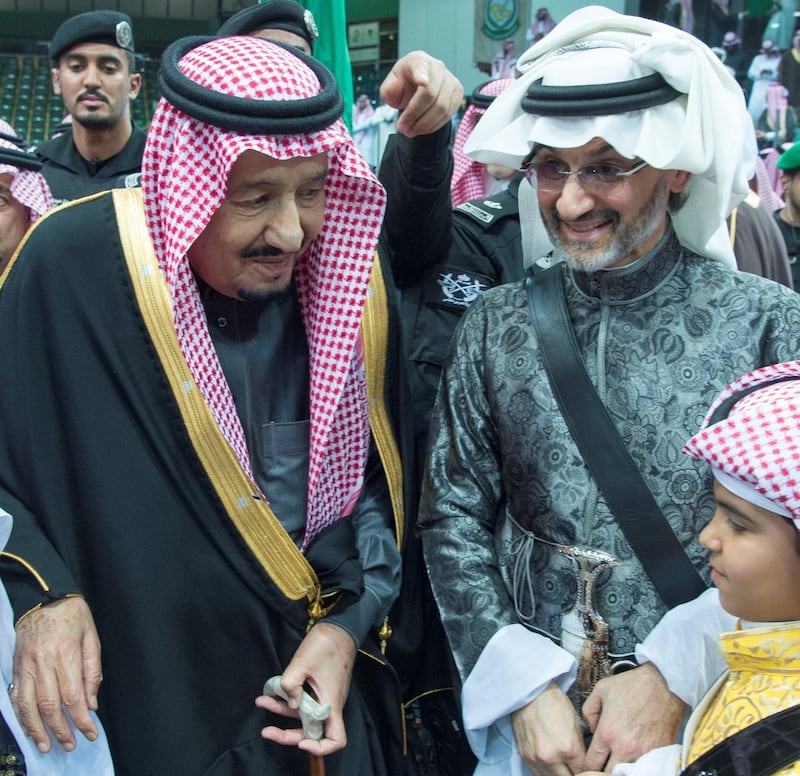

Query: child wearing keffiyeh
left=582, top=360, right=800, bottom=775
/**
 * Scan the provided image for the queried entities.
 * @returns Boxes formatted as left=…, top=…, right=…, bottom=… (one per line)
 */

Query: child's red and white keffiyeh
left=684, top=360, right=800, bottom=526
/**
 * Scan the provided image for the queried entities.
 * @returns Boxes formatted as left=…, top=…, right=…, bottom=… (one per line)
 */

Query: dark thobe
left=730, top=191, right=793, bottom=288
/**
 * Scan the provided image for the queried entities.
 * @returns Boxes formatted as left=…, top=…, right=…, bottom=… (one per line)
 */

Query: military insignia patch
left=456, top=201, right=494, bottom=224
left=436, top=271, right=489, bottom=308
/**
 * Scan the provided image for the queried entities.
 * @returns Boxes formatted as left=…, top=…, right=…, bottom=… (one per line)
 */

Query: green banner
left=296, top=0, right=354, bottom=131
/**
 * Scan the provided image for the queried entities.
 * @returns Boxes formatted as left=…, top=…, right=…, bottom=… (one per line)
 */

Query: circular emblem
left=482, top=0, right=520, bottom=40
left=115, top=20, right=133, bottom=50
left=304, top=9, right=319, bottom=41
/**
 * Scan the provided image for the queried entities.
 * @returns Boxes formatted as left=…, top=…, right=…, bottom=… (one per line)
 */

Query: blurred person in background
left=747, top=39, right=782, bottom=123
left=0, top=119, right=52, bottom=272
left=451, top=79, right=517, bottom=207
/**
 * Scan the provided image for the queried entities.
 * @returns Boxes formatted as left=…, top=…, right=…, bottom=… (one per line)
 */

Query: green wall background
left=346, top=0, right=398, bottom=22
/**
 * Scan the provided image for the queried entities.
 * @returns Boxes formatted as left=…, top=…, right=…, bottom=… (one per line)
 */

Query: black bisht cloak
left=0, top=190, right=407, bottom=776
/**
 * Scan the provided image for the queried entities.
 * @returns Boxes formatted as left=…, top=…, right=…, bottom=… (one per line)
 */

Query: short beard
left=237, top=284, right=294, bottom=304
left=545, top=173, right=670, bottom=273
left=550, top=227, right=625, bottom=273
left=73, top=112, right=122, bottom=131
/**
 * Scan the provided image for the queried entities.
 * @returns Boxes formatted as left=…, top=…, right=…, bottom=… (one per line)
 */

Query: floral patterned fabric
left=419, top=228, right=800, bottom=681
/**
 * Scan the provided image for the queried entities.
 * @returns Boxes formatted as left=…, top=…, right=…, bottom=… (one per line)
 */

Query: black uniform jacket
left=35, top=123, right=146, bottom=205
left=380, top=129, right=526, bottom=461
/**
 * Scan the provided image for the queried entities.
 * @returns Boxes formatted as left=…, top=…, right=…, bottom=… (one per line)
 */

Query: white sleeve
left=635, top=588, right=733, bottom=706
left=611, top=744, right=682, bottom=776
left=461, top=624, right=577, bottom=775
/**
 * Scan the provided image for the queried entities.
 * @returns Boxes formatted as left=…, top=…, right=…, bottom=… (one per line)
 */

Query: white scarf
left=464, top=5, right=756, bottom=267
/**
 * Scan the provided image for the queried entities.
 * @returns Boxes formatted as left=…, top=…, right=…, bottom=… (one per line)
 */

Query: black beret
left=217, top=0, right=319, bottom=51
left=0, top=131, right=42, bottom=171
left=49, top=10, right=135, bottom=61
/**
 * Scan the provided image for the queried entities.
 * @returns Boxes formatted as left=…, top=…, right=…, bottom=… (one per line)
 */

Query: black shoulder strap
left=680, top=704, right=800, bottom=776
left=526, top=262, right=706, bottom=609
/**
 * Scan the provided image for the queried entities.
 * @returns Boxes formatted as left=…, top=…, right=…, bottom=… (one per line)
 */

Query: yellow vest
left=686, top=621, right=800, bottom=775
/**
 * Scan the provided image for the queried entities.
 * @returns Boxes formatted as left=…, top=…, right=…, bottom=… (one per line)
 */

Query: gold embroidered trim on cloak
left=362, top=253, right=404, bottom=550
left=112, top=188, right=319, bottom=604
left=0, top=551, right=50, bottom=592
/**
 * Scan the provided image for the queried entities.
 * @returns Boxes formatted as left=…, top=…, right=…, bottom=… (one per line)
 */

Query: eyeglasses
left=522, top=158, right=649, bottom=192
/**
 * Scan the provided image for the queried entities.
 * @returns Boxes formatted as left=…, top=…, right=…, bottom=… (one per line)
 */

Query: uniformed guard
left=217, top=0, right=319, bottom=54
left=35, top=10, right=145, bottom=205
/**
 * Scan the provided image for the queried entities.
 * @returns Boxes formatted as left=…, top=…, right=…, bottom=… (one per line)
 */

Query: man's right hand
left=581, top=662, right=686, bottom=772
left=257, top=621, right=356, bottom=757
left=11, top=596, right=102, bottom=753
left=512, top=682, right=586, bottom=776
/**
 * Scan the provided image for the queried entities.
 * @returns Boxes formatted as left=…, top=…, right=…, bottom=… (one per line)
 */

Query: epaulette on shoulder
left=455, top=195, right=515, bottom=227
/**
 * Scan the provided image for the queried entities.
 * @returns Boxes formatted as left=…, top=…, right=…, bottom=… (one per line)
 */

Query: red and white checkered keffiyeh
left=451, top=78, right=514, bottom=207
left=754, top=153, right=783, bottom=212
left=0, top=120, right=53, bottom=223
left=683, top=361, right=800, bottom=526
left=141, top=36, right=387, bottom=548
